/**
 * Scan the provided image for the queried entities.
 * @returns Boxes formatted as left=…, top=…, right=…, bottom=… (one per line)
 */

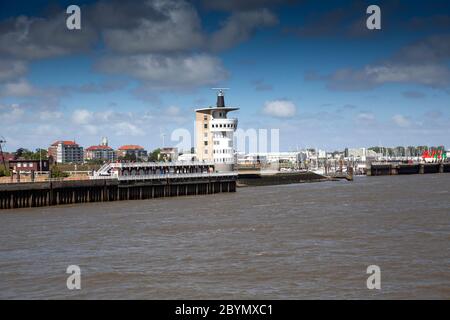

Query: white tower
left=195, top=89, right=239, bottom=172
left=101, top=137, right=108, bottom=147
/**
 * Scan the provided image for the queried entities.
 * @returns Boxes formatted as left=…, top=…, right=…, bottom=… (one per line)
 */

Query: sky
left=0, top=0, right=449, bottom=153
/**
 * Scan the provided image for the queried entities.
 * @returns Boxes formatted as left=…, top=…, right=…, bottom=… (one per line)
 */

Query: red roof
left=118, top=145, right=144, bottom=150
left=86, top=145, right=112, bottom=151
left=51, top=140, right=77, bottom=146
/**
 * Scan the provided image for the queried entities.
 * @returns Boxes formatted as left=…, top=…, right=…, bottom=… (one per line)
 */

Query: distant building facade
left=117, top=145, right=147, bottom=161
left=160, top=147, right=178, bottom=161
left=85, top=137, right=116, bottom=162
left=48, top=140, right=83, bottom=164
left=9, top=159, right=49, bottom=173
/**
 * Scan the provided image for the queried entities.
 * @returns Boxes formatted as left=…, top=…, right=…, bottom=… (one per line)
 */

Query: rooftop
left=118, top=145, right=145, bottom=150
left=51, top=140, right=78, bottom=146
left=86, top=145, right=113, bottom=151
left=195, top=89, right=239, bottom=113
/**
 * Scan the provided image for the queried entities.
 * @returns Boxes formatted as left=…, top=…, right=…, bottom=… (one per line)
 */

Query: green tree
left=0, top=167, right=11, bottom=177
left=149, top=148, right=161, bottom=162
left=119, top=153, right=137, bottom=162
left=30, top=148, right=48, bottom=160
left=50, top=166, right=69, bottom=178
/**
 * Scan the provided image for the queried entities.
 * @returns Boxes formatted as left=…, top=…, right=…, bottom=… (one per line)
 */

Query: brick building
left=9, top=159, right=50, bottom=173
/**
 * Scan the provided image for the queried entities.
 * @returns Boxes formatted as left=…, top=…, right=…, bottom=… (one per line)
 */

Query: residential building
left=85, top=137, right=116, bottom=162
left=195, top=90, right=239, bottom=172
left=117, top=145, right=147, bottom=161
left=48, top=140, right=84, bottom=164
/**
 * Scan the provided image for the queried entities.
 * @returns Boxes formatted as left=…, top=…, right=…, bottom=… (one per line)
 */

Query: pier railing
left=90, top=172, right=238, bottom=181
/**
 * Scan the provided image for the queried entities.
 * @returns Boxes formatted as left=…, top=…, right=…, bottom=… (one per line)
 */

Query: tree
left=31, top=148, right=48, bottom=160
left=119, top=153, right=137, bottom=162
left=15, top=148, right=32, bottom=159
left=50, top=166, right=69, bottom=178
left=0, top=167, right=10, bottom=177
left=14, top=148, right=48, bottom=160
left=149, top=148, right=161, bottom=162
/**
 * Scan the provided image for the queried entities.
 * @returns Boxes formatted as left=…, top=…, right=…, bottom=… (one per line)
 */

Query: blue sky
left=0, top=0, right=449, bottom=152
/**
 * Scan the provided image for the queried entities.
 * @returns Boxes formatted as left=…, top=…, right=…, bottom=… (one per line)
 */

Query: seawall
left=237, top=171, right=328, bottom=187
left=0, top=175, right=236, bottom=210
left=368, top=162, right=450, bottom=176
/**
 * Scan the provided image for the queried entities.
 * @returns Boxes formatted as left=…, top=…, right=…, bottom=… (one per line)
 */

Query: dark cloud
left=402, top=91, right=426, bottom=99
left=201, top=0, right=297, bottom=11
left=424, top=110, right=443, bottom=119
left=0, top=0, right=280, bottom=94
left=407, top=14, right=450, bottom=31
left=308, top=34, right=450, bottom=91
left=0, top=59, right=27, bottom=81
left=96, top=53, right=228, bottom=90
left=209, top=9, right=278, bottom=51
left=252, top=79, right=273, bottom=91
left=61, top=80, right=127, bottom=94
left=282, top=0, right=379, bottom=39
left=392, top=34, right=450, bottom=64
left=97, top=0, right=206, bottom=54
left=0, top=13, right=97, bottom=60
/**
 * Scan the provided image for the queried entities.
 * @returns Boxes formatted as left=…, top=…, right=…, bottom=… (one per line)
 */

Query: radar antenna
left=0, top=136, right=7, bottom=171
left=211, top=88, right=229, bottom=107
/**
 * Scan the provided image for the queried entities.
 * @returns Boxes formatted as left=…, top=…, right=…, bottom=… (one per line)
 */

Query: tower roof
left=195, top=89, right=239, bottom=113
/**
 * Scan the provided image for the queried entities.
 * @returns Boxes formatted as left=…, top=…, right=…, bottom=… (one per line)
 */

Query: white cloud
left=39, top=110, right=63, bottom=121
left=0, top=103, right=25, bottom=122
left=72, top=109, right=94, bottom=125
left=356, top=112, right=375, bottom=122
left=262, top=100, right=296, bottom=118
left=114, top=122, right=145, bottom=136
left=36, top=124, right=61, bottom=136
left=392, top=114, right=411, bottom=128
left=165, top=106, right=181, bottom=117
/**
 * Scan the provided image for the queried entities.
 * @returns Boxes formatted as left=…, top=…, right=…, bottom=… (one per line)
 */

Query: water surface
left=0, top=174, right=449, bottom=299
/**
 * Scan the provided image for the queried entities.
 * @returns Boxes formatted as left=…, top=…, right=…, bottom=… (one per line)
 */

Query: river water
left=0, top=174, right=449, bottom=299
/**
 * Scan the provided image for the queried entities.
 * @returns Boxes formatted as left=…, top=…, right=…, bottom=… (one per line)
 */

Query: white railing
left=117, top=172, right=238, bottom=181
left=110, top=161, right=215, bottom=168
left=93, top=161, right=216, bottom=177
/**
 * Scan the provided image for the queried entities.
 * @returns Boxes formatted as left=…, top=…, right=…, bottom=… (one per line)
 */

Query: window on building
left=204, top=115, right=207, bottom=120
left=204, top=149, right=208, bottom=154
left=204, top=141, right=208, bottom=146
left=204, top=124, right=207, bottom=129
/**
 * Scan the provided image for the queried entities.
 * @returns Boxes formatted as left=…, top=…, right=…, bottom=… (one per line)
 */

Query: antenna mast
left=0, top=137, right=6, bottom=171
left=211, top=88, right=229, bottom=107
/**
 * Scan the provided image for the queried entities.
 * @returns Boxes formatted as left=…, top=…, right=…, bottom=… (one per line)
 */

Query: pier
left=367, top=162, right=450, bottom=176
left=0, top=162, right=237, bottom=210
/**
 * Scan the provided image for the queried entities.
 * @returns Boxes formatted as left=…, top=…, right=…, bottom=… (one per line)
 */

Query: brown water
left=0, top=174, right=449, bottom=299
